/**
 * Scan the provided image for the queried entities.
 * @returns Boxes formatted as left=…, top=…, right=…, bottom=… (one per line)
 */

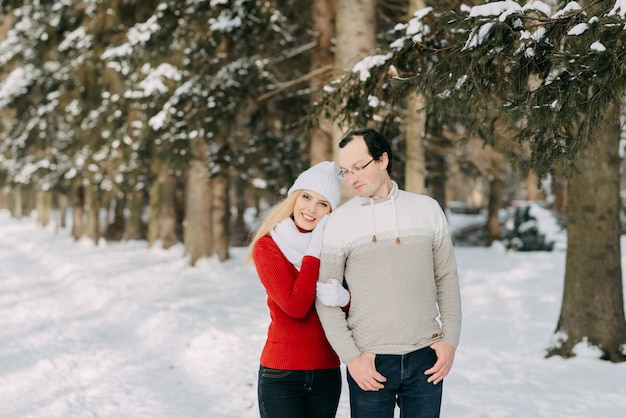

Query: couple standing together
left=246, top=128, right=462, bottom=418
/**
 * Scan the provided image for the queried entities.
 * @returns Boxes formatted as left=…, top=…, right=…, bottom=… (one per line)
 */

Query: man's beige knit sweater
left=316, top=182, right=462, bottom=365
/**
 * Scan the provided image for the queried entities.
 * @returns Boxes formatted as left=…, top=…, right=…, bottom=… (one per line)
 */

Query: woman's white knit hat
left=287, top=161, right=341, bottom=210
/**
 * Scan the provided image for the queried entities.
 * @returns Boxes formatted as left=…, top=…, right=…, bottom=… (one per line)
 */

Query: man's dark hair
left=339, top=128, right=392, bottom=175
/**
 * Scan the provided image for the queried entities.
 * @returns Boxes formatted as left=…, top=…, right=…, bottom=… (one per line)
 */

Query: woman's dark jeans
left=258, top=366, right=341, bottom=418
left=347, top=347, right=442, bottom=418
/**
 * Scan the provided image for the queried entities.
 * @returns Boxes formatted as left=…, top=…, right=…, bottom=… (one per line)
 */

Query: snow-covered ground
left=0, top=206, right=624, bottom=418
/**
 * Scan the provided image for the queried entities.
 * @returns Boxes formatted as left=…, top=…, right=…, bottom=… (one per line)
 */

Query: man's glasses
left=339, top=158, right=376, bottom=180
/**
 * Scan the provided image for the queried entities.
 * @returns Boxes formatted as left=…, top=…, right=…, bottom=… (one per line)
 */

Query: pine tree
left=0, top=0, right=342, bottom=263
left=310, top=0, right=626, bottom=361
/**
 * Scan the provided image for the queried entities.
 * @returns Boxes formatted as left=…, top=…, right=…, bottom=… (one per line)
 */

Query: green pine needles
left=310, top=1, right=626, bottom=180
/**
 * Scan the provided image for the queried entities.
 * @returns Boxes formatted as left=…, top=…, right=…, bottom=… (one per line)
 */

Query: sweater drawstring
left=391, top=195, right=401, bottom=245
left=370, top=199, right=377, bottom=242
left=369, top=195, right=401, bottom=245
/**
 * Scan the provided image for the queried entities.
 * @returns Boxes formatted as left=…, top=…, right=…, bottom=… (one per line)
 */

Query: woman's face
left=292, top=190, right=331, bottom=231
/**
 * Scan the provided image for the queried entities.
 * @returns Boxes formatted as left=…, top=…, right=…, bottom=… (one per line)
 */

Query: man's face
left=338, top=136, right=389, bottom=198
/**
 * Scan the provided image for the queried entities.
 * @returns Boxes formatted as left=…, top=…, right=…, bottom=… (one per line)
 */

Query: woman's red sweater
left=253, top=236, right=340, bottom=370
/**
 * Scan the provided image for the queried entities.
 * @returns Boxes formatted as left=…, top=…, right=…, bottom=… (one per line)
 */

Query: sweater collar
left=357, top=181, right=401, bottom=245
left=358, top=180, right=399, bottom=206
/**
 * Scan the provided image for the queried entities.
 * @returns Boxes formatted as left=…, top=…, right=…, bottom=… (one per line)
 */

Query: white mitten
left=316, top=278, right=350, bottom=307
left=304, top=215, right=328, bottom=258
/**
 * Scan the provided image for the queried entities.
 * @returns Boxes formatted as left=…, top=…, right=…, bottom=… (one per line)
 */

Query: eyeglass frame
left=338, top=157, right=376, bottom=180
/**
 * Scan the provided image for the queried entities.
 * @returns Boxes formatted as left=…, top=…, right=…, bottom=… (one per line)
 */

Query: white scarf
left=270, top=218, right=311, bottom=271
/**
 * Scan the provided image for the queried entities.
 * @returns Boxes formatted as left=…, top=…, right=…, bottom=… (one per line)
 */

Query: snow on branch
left=469, top=1, right=522, bottom=20
left=101, top=15, right=161, bottom=60
left=0, top=64, right=41, bottom=108
left=608, top=0, right=626, bottom=18
left=352, top=53, right=393, bottom=82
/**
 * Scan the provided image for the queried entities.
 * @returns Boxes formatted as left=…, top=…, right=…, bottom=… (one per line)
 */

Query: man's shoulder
left=398, top=189, right=440, bottom=207
left=329, top=196, right=360, bottom=216
left=325, top=197, right=362, bottom=236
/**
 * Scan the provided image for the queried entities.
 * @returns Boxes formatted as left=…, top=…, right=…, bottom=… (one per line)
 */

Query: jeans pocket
left=261, top=367, right=292, bottom=379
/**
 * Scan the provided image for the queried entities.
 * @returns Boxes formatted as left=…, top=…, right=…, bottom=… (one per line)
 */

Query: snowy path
left=1, top=210, right=625, bottom=417
left=0, top=214, right=269, bottom=417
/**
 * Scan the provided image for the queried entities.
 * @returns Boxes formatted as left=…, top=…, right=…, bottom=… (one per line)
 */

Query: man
left=315, top=128, right=461, bottom=418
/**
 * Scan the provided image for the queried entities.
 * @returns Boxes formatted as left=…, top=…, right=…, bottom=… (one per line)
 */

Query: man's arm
left=316, top=209, right=388, bottom=391
left=432, top=205, right=462, bottom=349
left=314, top=293, right=362, bottom=363
left=315, top=212, right=362, bottom=363
left=428, top=204, right=462, bottom=384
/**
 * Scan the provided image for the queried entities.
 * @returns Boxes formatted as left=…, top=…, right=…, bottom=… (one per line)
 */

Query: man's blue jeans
left=347, top=347, right=442, bottom=418
left=258, top=366, right=341, bottom=418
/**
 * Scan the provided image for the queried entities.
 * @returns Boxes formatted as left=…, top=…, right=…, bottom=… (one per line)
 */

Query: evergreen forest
left=1, top=0, right=626, bottom=360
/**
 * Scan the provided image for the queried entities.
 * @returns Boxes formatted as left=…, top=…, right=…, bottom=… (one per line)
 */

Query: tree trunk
left=551, top=165, right=567, bottom=214
left=22, top=186, right=35, bottom=217
left=126, top=189, right=145, bottom=240
left=333, top=0, right=376, bottom=201
left=43, top=190, right=52, bottom=226
left=547, top=101, right=626, bottom=362
left=212, top=174, right=230, bottom=262
left=525, top=170, right=539, bottom=201
left=12, top=186, right=23, bottom=219
left=231, top=174, right=250, bottom=247
left=486, top=146, right=505, bottom=245
left=184, top=140, right=213, bottom=266
left=0, top=188, right=9, bottom=210
left=427, top=151, right=446, bottom=210
left=58, top=191, right=69, bottom=228
left=158, top=162, right=179, bottom=249
left=309, top=0, right=336, bottom=165
left=486, top=177, right=503, bottom=245
left=71, top=183, right=85, bottom=240
left=470, top=176, right=486, bottom=208
left=35, top=190, right=44, bottom=224
left=335, top=0, right=375, bottom=70
left=84, top=185, right=100, bottom=244
left=147, top=159, right=161, bottom=247
left=35, top=190, right=52, bottom=227
left=405, top=94, right=427, bottom=194
left=403, top=0, right=428, bottom=195
left=105, top=194, right=126, bottom=241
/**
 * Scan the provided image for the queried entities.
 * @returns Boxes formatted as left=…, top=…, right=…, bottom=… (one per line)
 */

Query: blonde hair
left=244, top=191, right=302, bottom=264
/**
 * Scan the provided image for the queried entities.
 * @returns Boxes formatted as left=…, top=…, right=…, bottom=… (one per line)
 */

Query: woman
left=246, top=161, right=343, bottom=418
